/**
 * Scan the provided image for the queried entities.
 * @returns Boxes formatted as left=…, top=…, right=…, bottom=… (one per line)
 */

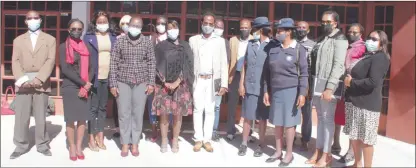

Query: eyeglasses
left=26, top=17, right=40, bottom=20
left=321, top=20, right=334, bottom=25
left=366, top=37, right=380, bottom=42
left=70, top=28, right=83, bottom=31
left=348, top=31, right=361, bottom=36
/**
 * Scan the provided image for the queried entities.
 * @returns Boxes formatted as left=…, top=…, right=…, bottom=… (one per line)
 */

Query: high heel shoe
left=131, top=149, right=140, bottom=157
left=70, top=156, right=77, bottom=161
left=171, top=138, right=179, bottom=153
left=95, top=137, right=107, bottom=150
left=88, top=142, right=99, bottom=152
left=278, top=156, right=294, bottom=167
left=313, top=156, right=333, bottom=168
left=266, top=154, right=283, bottom=163
left=77, top=152, right=85, bottom=160
left=160, top=138, right=168, bottom=153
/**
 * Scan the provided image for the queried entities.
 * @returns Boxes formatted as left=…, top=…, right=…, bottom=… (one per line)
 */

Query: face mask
left=27, top=19, right=41, bottom=32
left=213, top=28, right=224, bottom=37
left=201, top=25, right=214, bottom=35
left=70, top=30, right=82, bottom=39
left=96, top=24, right=109, bottom=33
left=321, top=24, right=334, bottom=35
left=128, top=27, right=141, bottom=37
left=167, top=29, right=179, bottom=40
left=240, top=30, right=250, bottom=40
left=347, top=35, right=360, bottom=43
left=365, top=40, right=379, bottom=52
left=253, top=31, right=261, bottom=41
left=121, top=25, right=129, bottom=33
left=156, top=25, right=166, bottom=34
left=297, top=30, right=308, bottom=40
left=275, top=33, right=287, bottom=43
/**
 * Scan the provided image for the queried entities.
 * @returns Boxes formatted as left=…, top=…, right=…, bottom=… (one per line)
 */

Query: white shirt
left=255, top=37, right=271, bottom=48
left=236, top=38, right=250, bottom=72
left=157, top=33, right=167, bottom=44
left=29, top=30, right=40, bottom=50
left=199, top=34, right=217, bottom=75
left=281, top=39, right=297, bottom=49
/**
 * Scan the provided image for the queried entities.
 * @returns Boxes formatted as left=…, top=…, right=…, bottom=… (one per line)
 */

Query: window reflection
left=201, top=1, right=214, bottom=14
left=123, top=2, right=137, bottom=13
left=242, top=1, right=255, bottom=18
left=256, top=1, right=269, bottom=18
left=227, top=20, right=239, bottom=36
left=153, top=2, right=167, bottom=15
left=138, top=2, right=151, bottom=14
left=229, top=2, right=241, bottom=17
left=215, top=1, right=226, bottom=16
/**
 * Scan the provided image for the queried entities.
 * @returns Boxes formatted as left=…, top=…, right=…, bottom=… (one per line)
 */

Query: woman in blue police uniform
left=238, top=17, right=274, bottom=157
left=263, top=18, right=308, bottom=167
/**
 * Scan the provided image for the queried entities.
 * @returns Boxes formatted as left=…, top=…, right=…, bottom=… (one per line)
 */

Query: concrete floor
left=1, top=115, right=415, bottom=167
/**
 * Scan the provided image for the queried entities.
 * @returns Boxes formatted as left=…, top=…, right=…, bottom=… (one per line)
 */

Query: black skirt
left=62, top=86, right=92, bottom=122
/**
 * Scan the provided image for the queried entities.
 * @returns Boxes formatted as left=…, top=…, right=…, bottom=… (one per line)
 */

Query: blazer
left=189, top=34, right=228, bottom=98
left=83, top=33, right=117, bottom=87
left=59, top=43, right=95, bottom=89
left=12, top=31, right=56, bottom=93
left=229, top=35, right=253, bottom=84
left=345, top=51, right=390, bottom=112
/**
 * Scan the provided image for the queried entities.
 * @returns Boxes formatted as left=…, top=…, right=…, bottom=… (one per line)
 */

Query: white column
left=71, top=1, right=90, bottom=39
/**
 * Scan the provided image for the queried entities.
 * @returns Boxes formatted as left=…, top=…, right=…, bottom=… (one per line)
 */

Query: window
left=214, top=1, right=226, bottom=16
left=318, top=5, right=330, bottom=19
left=256, top=1, right=269, bottom=17
left=375, top=6, right=385, bottom=24
left=346, top=7, right=359, bottom=24
left=167, top=2, right=182, bottom=15
left=5, top=15, right=16, bottom=28
left=303, top=4, right=317, bottom=22
left=3, top=1, right=17, bottom=10
left=201, top=1, right=214, bottom=14
left=153, top=2, right=167, bottom=15
left=108, top=2, right=122, bottom=13
left=94, top=1, right=107, bottom=12
left=33, top=1, right=46, bottom=11
left=242, top=1, right=255, bottom=18
left=138, top=2, right=151, bottom=14
left=123, top=2, right=137, bottom=14
left=332, top=6, right=345, bottom=24
left=227, top=20, right=240, bottom=36
left=289, top=3, right=302, bottom=21
left=46, top=1, right=60, bottom=11
left=274, top=2, right=287, bottom=20
left=229, top=2, right=241, bottom=17
left=186, top=19, right=199, bottom=34
left=186, top=1, right=199, bottom=16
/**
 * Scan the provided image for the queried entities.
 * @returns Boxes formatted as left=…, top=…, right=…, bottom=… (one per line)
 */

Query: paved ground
left=1, top=115, right=415, bottom=167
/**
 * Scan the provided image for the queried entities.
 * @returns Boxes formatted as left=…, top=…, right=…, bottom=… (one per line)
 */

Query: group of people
left=10, top=9, right=390, bottom=168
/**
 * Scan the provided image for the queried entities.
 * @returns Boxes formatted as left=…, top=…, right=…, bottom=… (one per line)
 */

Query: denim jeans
left=213, top=95, right=222, bottom=132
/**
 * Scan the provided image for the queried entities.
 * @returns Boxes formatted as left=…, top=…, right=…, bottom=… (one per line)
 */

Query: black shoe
left=238, top=144, right=247, bottom=156
left=331, top=146, right=341, bottom=155
left=266, top=154, right=282, bottom=163
left=226, top=134, right=235, bottom=142
left=212, top=132, right=220, bottom=142
left=38, top=149, right=52, bottom=156
left=113, top=132, right=120, bottom=138
left=10, top=151, right=26, bottom=159
left=278, top=156, right=294, bottom=167
left=253, top=145, right=264, bottom=157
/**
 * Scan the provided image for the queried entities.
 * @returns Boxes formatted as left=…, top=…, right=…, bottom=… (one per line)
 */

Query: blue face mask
left=27, top=19, right=41, bottom=32
left=365, top=40, right=379, bottom=52
left=128, top=27, right=141, bottom=37
left=253, top=32, right=260, bottom=40
left=275, top=33, right=287, bottom=43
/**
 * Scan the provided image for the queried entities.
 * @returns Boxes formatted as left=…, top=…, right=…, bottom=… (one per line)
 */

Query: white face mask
left=96, top=24, right=109, bottom=33
left=167, top=29, right=179, bottom=40
left=128, top=27, right=142, bottom=37
left=27, top=19, right=41, bottom=32
left=121, top=25, right=129, bottom=33
left=213, top=28, right=224, bottom=37
left=201, top=25, right=214, bottom=35
left=156, top=25, right=166, bottom=34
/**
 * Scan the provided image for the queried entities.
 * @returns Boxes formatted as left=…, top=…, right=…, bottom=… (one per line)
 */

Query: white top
left=236, top=38, right=250, bottom=72
left=29, top=30, right=40, bottom=50
left=281, top=39, right=297, bottom=49
left=198, top=34, right=217, bottom=75
left=157, top=33, right=167, bottom=44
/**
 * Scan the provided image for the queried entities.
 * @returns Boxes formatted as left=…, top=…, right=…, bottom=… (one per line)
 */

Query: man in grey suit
left=11, top=10, right=56, bottom=159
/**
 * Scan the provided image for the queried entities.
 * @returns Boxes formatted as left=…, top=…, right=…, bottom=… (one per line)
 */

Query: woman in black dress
left=59, top=18, right=94, bottom=161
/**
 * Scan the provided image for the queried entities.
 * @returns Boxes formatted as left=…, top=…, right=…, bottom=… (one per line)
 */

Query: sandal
left=171, top=138, right=179, bottom=153
left=95, top=136, right=107, bottom=150
left=88, top=142, right=99, bottom=152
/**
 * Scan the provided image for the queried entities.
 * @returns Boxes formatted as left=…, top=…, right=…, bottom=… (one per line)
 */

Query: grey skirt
left=242, top=93, right=269, bottom=120
left=269, top=87, right=301, bottom=127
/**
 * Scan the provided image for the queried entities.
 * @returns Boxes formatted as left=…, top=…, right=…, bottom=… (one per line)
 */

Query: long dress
left=59, top=43, right=94, bottom=122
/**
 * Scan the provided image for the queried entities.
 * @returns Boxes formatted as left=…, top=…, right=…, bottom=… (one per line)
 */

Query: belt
left=199, top=74, right=212, bottom=79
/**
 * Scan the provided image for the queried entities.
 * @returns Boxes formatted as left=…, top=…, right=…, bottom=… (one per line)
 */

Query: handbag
left=1, top=86, right=16, bottom=115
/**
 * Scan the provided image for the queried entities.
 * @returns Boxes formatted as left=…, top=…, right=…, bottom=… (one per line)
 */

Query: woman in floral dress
left=152, top=19, right=194, bottom=153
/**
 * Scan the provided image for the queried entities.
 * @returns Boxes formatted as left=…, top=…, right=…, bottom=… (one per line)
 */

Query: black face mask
left=297, top=30, right=308, bottom=40
left=347, top=34, right=360, bottom=43
left=69, top=30, right=82, bottom=39
left=240, top=30, right=250, bottom=40
left=321, top=24, right=334, bottom=35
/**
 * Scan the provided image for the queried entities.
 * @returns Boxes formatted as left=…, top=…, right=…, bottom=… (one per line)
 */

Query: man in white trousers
left=189, top=12, right=228, bottom=153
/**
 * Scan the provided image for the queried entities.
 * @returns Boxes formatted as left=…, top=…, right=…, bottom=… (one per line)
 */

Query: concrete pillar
left=72, top=2, right=90, bottom=38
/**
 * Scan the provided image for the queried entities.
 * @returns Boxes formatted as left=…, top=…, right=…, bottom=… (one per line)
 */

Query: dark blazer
left=59, top=42, right=95, bottom=88
left=83, top=33, right=117, bottom=87
left=345, top=51, right=390, bottom=112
